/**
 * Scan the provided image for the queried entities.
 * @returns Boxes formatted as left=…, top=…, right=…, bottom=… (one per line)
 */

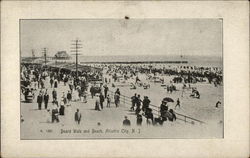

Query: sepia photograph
left=20, top=19, right=223, bottom=139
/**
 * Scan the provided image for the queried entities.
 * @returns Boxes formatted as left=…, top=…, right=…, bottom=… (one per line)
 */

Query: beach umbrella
left=163, top=97, right=174, bottom=103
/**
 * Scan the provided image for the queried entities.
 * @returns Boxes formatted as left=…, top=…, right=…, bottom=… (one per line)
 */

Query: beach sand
left=21, top=73, right=223, bottom=139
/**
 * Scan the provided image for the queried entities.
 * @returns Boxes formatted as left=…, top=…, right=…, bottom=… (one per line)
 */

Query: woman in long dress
left=51, top=104, right=59, bottom=123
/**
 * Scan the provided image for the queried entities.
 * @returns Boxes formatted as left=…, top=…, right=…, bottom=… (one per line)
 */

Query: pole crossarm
left=70, top=39, right=82, bottom=79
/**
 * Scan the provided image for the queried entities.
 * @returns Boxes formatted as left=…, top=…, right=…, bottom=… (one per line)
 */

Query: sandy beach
left=21, top=70, right=223, bottom=139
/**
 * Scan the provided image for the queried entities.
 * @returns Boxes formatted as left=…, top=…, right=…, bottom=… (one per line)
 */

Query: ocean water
left=75, top=55, right=222, bottom=67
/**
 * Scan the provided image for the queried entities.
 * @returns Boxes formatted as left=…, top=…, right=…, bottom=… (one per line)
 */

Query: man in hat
left=99, top=93, right=105, bottom=109
left=37, top=93, right=43, bottom=110
left=44, top=91, right=49, bottom=109
left=123, top=116, right=131, bottom=126
left=90, top=85, right=95, bottom=99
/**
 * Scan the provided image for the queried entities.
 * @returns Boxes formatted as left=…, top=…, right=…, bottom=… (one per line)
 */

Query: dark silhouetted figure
left=123, top=116, right=131, bottom=126
left=74, top=109, right=82, bottom=124
left=44, top=92, right=49, bottom=109
left=136, top=114, right=143, bottom=126
left=37, top=93, right=43, bottom=110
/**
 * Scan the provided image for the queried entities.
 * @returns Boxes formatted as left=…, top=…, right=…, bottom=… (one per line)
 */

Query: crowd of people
left=95, top=63, right=223, bottom=86
left=128, top=93, right=178, bottom=126
left=21, top=64, right=103, bottom=124
left=21, top=61, right=222, bottom=127
left=21, top=64, right=136, bottom=126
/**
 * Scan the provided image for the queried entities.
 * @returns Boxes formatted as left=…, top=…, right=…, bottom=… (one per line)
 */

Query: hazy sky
left=21, top=19, right=222, bottom=57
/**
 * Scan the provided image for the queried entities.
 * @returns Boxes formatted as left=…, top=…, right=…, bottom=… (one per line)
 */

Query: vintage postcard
left=1, top=1, right=249, bottom=158
left=20, top=19, right=223, bottom=139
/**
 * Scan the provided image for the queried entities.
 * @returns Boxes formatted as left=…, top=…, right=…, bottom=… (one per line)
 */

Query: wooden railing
left=109, top=90, right=205, bottom=125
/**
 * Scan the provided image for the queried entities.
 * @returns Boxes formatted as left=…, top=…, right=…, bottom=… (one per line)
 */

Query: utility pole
left=70, top=39, right=82, bottom=79
left=32, top=49, right=35, bottom=63
left=42, top=48, right=47, bottom=66
left=55, top=54, right=57, bottom=66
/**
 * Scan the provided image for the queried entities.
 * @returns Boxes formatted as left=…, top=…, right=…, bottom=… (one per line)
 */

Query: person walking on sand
left=37, top=93, right=43, bottom=110
left=44, top=91, right=49, bottom=109
left=74, top=109, right=82, bottom=125
left=175, top=98, right=181, bottom=109
left=99, top=93, right=105, bottom=109
left=90, top=85, right=95, bottom=99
